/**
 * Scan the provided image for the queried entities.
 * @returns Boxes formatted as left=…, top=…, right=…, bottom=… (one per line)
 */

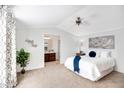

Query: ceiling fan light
left=76, top=17, right=81, bottom=26
left=76, top=21, right=81, bottom=25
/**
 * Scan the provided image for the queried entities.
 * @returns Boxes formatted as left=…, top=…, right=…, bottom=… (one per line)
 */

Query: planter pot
left=21, top=68, right=25, bottom=74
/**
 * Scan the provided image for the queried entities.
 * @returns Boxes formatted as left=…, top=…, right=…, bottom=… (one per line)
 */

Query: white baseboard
left=17, top=65, right=44, bottom=72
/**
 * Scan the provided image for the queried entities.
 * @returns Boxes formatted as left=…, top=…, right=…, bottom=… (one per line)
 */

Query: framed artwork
left=89, top=35, right=115, bottom=49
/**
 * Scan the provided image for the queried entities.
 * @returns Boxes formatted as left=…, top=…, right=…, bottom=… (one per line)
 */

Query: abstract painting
left=89, top=35, right=115, bottom=49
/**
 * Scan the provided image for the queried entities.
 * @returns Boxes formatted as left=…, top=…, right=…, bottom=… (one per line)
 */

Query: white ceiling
left=14, top=5, right=83, bottom=28
left=13, top=5, right=124, bottom=36
left=57, top=5, right=124, bottom=36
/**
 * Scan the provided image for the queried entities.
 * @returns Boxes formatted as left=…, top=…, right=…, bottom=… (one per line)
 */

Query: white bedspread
left=64, top=56, right=115, bottom=81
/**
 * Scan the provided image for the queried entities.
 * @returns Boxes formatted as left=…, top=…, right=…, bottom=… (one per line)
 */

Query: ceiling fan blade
left=82, top=20, right=90, bottom=25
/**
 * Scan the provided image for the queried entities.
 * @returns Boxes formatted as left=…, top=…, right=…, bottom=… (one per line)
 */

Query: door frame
left=43, top=34, right=61, bottom=66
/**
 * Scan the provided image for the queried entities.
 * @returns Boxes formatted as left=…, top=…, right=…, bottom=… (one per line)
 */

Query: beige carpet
left=16, top=61, right=124, bottom=88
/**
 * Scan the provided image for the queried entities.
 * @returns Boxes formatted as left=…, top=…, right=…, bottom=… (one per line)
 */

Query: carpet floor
left=16, top=61, right=124, bottom=88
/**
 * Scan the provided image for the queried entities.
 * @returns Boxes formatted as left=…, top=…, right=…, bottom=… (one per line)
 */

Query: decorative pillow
left=96, top=51, right=101, bottom=58
left=100, top=51, right=111, bottom=58
left=89, top=51, right=96, bottom=57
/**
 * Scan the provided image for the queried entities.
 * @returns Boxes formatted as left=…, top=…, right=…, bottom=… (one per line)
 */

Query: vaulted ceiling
left=13, top=5, right=124, bottom=36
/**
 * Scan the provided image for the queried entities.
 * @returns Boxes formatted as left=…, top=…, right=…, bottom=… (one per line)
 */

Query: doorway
left=44, top=34, right=60, bottom=65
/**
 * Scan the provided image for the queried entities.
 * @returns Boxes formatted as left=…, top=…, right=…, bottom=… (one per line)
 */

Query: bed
left=64, top=55, right=116, bottom=81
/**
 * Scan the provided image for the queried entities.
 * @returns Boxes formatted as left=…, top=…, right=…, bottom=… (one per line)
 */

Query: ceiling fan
left=75, top=17, right=82, bottom=26
left=75, top=17, right=89, bottom=26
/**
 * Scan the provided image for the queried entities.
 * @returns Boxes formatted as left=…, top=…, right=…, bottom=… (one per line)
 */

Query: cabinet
left=45, top=53, right=56, bottom=62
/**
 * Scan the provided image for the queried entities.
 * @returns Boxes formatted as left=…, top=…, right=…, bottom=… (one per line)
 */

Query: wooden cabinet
left=45, top=53, right=56, bottom=62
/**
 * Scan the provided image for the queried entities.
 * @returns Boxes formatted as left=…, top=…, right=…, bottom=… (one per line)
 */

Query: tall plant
left=16, top=48, right=30, bottom=74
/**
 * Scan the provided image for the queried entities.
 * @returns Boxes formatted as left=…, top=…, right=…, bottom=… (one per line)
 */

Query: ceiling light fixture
left=44, top=36, right=51, bottom=39
left=75, top=17, right=82, bottom=26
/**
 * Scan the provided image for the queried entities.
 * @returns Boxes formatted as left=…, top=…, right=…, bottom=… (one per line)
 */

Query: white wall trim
left=17, top=65, right=44, bottom=72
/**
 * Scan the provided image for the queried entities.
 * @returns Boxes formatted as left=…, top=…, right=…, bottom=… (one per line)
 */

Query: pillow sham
left=100, top=51, right=111, bottom=58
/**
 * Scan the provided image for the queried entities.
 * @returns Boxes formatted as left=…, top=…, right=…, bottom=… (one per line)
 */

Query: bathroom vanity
left=45, top=53, right=56, bottom=62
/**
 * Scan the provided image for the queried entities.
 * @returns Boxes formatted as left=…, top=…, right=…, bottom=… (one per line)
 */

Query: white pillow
left=96, top=51, right=101, bottom=58
left=100, top=51, right=111, bottom=58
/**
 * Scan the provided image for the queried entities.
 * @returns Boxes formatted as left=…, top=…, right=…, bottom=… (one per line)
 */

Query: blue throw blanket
left=73, top=56, right=81, bottom=73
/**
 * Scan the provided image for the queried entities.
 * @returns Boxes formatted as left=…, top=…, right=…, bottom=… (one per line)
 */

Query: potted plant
left=16, top=48, right=30, bottom=74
